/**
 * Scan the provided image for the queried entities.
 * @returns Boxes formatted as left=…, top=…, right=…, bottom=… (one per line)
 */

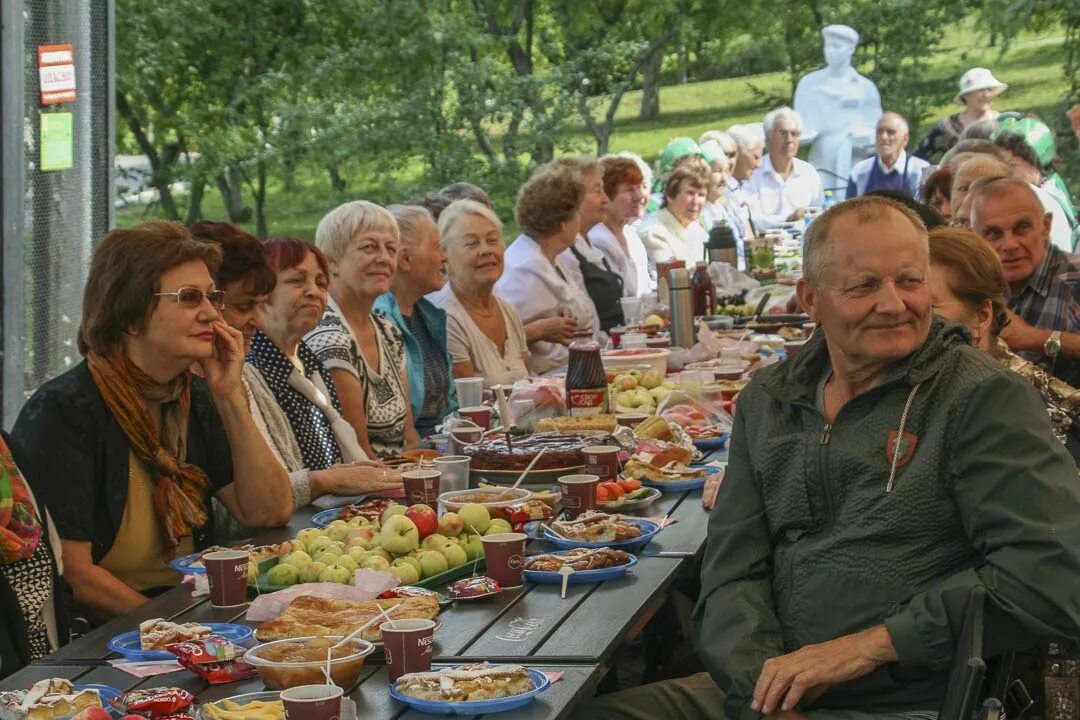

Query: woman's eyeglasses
left=154, top=287, right=226, bottom=310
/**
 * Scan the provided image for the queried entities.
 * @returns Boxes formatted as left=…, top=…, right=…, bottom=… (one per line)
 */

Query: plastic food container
left=600, top=348, right=670, bottom=377
left=244, top=636, right=374, bottom=690
left=438, top=487, right=532, bottom=515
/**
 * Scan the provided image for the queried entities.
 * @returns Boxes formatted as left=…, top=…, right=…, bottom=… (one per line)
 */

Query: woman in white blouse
left=589, top=156, right=651, bottom=298
left=496, top=163, right=598, bottom=375
left=428, top=200, right=530, bottom=388
left=637, top=164, right=711, bottom=268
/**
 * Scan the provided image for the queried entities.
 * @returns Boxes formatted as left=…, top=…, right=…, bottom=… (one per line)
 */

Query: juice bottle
left=691, top=262, right=715, bottom=317
left=566, top=331, right=608, bottom=417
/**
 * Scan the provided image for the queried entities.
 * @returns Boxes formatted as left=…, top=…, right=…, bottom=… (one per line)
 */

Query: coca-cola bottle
left=692, top=262, right=715, bottom=317
left=566, top=331, right=608, bottom=417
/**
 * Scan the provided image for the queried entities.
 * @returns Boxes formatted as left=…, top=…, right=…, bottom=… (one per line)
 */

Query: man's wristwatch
left=1044, top=330, right=1062, bottom=358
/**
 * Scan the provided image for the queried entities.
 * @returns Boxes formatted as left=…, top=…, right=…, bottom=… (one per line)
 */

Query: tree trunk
left=678, top=43, right=688, bottom=85
left=115, top=91, right=182, bottom=221
left=254, top=159, right=268, bottom=239
left=216, top=165, right=252, bottom=223
left=328, top=164, right=347, bottom=193
left=184, top=178, right=205, bottom=225
left=640, top=50, right=662, bottom=120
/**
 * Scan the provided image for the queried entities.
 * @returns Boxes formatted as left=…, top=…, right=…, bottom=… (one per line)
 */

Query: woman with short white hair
left=428, top=199, right=531, bottom=387
left=306, top=200, right=418, bottom=458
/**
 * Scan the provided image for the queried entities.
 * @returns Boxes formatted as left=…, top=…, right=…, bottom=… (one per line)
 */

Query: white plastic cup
left=433, top=455, right=470, bottom=494
left=454, top=377, right=484, bottom=408
left=621, top=333, right=647, bottom=349
left=619, top=296, right=643, bottom=324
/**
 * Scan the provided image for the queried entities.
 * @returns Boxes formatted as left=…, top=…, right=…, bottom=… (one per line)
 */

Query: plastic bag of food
left=110, top=688, right=194, bottom=717
left=506, top=378, right=565, bottom=428
left=166, top=636, right=257, bottom=684
left=246, top=573, right=397, bottom=623
left=656, top=388, right=734, bottom=438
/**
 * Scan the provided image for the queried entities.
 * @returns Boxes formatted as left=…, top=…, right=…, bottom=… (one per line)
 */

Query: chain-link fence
left=1, top=0, right=113, bottom=426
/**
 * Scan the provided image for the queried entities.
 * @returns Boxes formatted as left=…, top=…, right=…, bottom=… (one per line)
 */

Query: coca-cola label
left=568, top=388, right=607, bottom=416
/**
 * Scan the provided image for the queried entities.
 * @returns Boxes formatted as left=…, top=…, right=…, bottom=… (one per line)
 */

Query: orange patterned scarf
left=86, top=349, right=209, bottom=558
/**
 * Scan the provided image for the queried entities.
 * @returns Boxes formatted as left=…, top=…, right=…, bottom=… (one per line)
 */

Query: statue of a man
left=793, top=25, right=882, bottom=199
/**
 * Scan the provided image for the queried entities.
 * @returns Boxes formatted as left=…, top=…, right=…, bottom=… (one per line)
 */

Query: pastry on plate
left=549, top=511, right=642, bottom=542
left=254, top=594, right=439, bottom=642
left=623, top=458, right=707, bottom=483
left=0, top=678, right=103, bottom=720
left=139, top=618, right=212, bottom=650
left=525, top=547, right=632, bottom=572
left=396, top=662, right=534, bottom=702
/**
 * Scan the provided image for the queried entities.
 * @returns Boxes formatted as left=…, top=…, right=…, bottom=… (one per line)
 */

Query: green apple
left=382, top=505, right=408, bottom=524
left=296, top=528, right=325, bottom=547
left=649, top=386, right=673, bottom=403
left=347, top=536, right=372, bottom=552
left=326, top=524, right=350, bottom=543
left=369, top=547, right=393, bottom=564
left=633, top=388, right=653, bottom=407
left=389, top=563, right=420, bottom=585
left=421, top=533, right=450, bottom=551
left=266, top=563, right=300, bottom=587
left=438, top=512, right=464, bottom=537
left=460, top=533, right=484, bottom=561
left=347, top=515, right=370, bottom=528
left=484, top=519, right=513, bottom=536
left=640, top=369, right=663, bottom=389
left=318, top=564, right=353, bottom=584
left=458, top=503, right=491, bottom=534
left=336, top=555, right=358, bottom=573
left=347, top=547, right=370, bottom=565
left=439, top=542, right=468, bottom=568
left=299, top=561, right=327, bottom=583
left=393, top=556, right=422, bottom=576
left=378, top=515, right=420, bottom=555
left=417, top=550, right=449, bottom=578
left=443, top=536, right=461, bottom=547
left=313, top=551, right=341, bottom=567
left=325, top=541, right=346, bottom=555
left=305, top=535, right=333, bottom=555
left=281, top=550, right=313, bottom=571
left=361, top=555, right=390, bottom=571
left=615, top=390, right=638, bottom=408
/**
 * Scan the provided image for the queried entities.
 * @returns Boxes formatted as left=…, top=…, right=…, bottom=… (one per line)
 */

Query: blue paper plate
left=641, top=475, right=707, bottom=491
left=107, top=623, right=253, bottom=661
left=389, top=667, right=550, bottom=715
left=310, top=506, right=346, bottom=527
left=543, top=518, right=661, bottom=551
left=693, top=433, right=729, bottom=451
left=168, top=551, right=206, bottom=576
left=525, top=551, right=638, bottom=584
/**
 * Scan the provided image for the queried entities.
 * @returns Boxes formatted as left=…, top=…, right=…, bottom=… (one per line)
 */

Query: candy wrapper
left=378, top=585, right=440, bottom=600
left=110, top=687, right=194, bottom=717
left=166, top=635, right=256, bottom=684
left=449, top=576, right=501, bottom=600
left=506, top=499, right=555, bottom=525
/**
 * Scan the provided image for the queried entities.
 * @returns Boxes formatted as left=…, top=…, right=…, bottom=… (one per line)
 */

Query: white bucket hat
left=954, top=68, right=1007, bottom=105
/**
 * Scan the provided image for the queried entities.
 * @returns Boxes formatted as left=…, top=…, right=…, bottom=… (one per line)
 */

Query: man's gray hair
left=802, top=196, right=928, bottom=287
left=727, top=123, right=765, bottom=150
left=438, top=199, right=503, bottom=251
left=763, top=107, right=803, bottom=135
left=387, top=204, right=435, bottom=246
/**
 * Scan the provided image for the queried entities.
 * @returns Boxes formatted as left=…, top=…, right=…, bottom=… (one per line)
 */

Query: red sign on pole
left=38, top=44, right=76, bottom=105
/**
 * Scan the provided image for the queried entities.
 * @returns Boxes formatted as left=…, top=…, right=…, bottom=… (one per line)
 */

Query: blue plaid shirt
left=1007, top=246, right=1080, bottom=386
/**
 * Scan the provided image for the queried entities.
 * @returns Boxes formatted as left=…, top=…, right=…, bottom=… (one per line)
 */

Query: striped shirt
left=1007, top=246, right=1080, bottom=387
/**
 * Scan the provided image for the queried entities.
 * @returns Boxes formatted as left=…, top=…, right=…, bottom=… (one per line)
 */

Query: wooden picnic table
left=2, top=447, right=727, bottom=717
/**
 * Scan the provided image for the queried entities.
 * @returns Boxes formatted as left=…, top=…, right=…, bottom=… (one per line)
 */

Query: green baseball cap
left=994, top=116, right=1055, bottom=168
left=658, top=137, right=715, bottom=175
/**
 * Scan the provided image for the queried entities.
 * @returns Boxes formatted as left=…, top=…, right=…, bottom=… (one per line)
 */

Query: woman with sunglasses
left=10, top=222, right=292, bottom=622
left=307, top=201, right=419, bottom=458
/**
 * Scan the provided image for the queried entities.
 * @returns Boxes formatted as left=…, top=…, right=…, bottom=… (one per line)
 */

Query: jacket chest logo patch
left=887, top=430, right=918, bottom=468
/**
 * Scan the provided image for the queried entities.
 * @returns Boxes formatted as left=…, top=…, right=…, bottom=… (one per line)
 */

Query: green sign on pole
left=40, top=112, right=73, bottom=171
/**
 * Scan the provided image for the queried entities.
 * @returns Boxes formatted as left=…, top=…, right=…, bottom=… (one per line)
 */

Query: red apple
left=405, top=504, right=439, bottom=539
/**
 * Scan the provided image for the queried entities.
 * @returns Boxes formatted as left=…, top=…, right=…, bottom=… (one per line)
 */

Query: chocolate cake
left=464, top=432, right=601, bottom=471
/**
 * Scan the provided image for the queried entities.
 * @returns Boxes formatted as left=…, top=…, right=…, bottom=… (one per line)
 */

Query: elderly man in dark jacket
left=581, top=196, right=1080, bottom=720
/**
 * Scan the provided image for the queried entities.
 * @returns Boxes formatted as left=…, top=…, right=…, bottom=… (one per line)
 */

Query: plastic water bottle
left=822, top=190, right=835, bottom=210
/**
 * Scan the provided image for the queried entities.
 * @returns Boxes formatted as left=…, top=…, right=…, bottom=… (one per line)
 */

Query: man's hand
left=786, top=208, right=808, bottom=222
left=751, top=625, right=897, bottom=714
left=999, top=310, right=1049, bottom=354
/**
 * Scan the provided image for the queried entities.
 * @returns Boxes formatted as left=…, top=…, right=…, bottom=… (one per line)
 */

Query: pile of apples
left=610, top=369, right=675, bottom=414
left=261, top=503, right=513, bottom=588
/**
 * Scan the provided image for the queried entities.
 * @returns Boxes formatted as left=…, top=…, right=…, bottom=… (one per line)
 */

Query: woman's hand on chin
left=197, top=321, right=246, bottom=399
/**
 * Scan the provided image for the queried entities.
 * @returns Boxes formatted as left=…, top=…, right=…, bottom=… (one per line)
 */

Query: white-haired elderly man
left=724, top=123, right=765, bottom=241
left=794, top=24, right=883, bottom=197
left=846, top=112, right=930, bottom=199
left=744, top=107, right=824, bottom=232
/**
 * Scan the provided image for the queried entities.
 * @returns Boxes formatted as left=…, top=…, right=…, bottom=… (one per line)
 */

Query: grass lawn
left=116, top=23, right=1072, bottom=241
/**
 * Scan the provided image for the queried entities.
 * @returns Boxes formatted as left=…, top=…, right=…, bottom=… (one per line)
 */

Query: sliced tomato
left=600, top=481, right=625, bottom=499
left=596, top=485, right=611, bottom=502
left=618, top=478, right=642, bottom=493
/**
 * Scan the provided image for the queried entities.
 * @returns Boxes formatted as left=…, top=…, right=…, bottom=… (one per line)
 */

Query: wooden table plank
left=531, top=556, right=681, bottom=661
left=429, top=585, right=528, bottom=658
left=0, top=664, right=92, bottom=691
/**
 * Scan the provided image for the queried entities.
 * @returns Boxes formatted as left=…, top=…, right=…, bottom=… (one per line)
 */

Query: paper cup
left=480, top=532, right=527, bottom=589
left=454, top=377, right=484, bottom=408
left=458, top=405, right=493, bottom=430
left=582, top=446, right=620, bottom=482
left=433, top=455, right=470, bottom=494
left=280, top=684, right=343, bottom=720
left=615, top=413, right=650, bottom=428
left=380, top=619, right=436, bottom=682
left=203, top=550, right=249, bottom=607
left=447, top=420, right=484, bottom=455
left=557, top=474, right=600, bottom=519
left=402, top=470, right=441, bottom=509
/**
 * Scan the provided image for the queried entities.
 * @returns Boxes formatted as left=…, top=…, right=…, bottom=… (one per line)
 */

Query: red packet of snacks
left=111, top=687, right=195, bottom=716
left=506, top=499, right=555, bottom=524
left=378, top=586, right=439, bottom=600
left=166, top=636, right=256, bottom=684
